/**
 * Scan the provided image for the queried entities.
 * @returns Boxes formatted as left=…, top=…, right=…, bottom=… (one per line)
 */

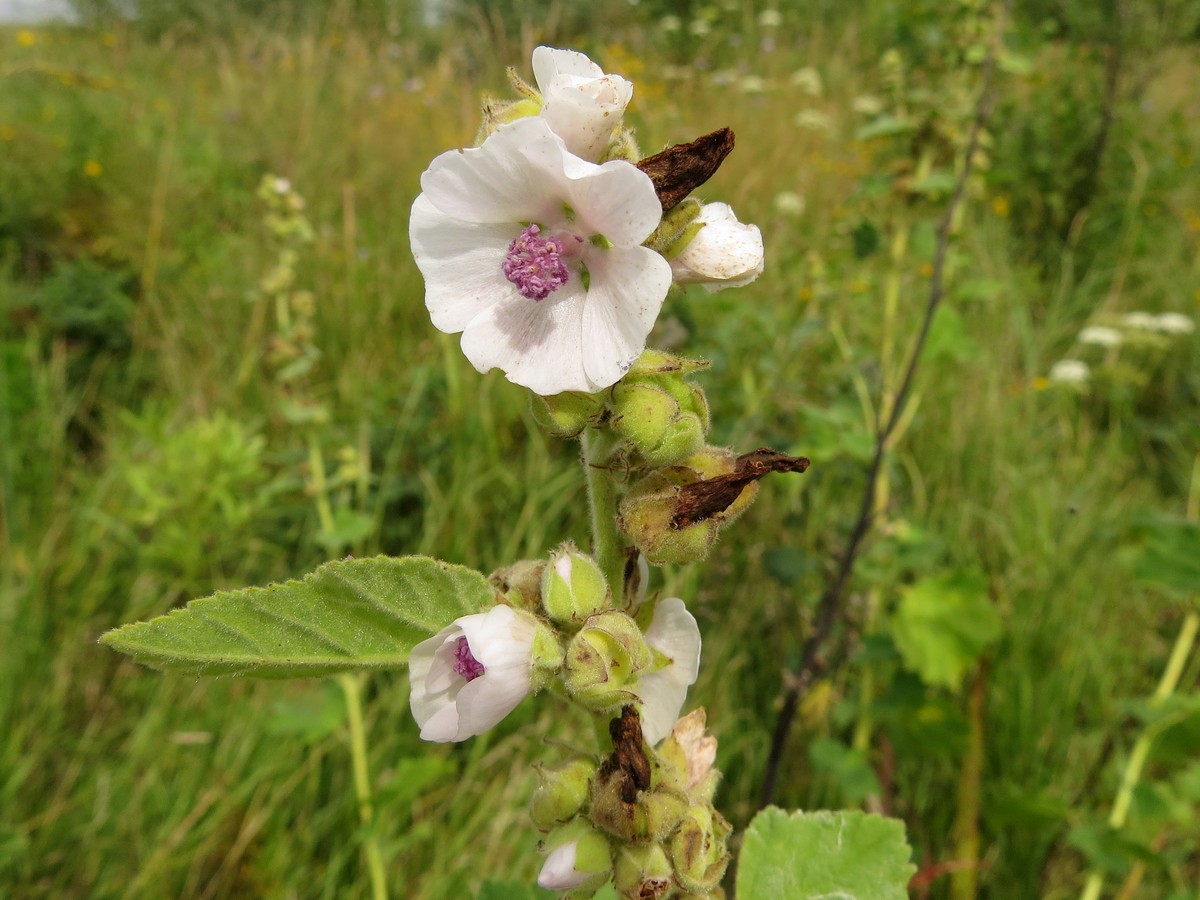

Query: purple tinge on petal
left=502, top=224, right=571, bottom=300
left=452, top=636, right=485, bottom=681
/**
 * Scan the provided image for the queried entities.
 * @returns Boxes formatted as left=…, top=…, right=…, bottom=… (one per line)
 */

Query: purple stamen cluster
left=452, top=636, right=485, bottom=682
left=503, top=224, right=571, bottom=300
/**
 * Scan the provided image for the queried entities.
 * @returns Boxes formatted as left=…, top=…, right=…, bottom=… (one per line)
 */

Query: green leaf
left=737, top=807, right=915, bottom=899
left=100, top=556, right=494, bottom=677
left=924, top=307, right=980, bottom=364
left=1120, top=512, right=1200, bottom=602
left=808, top=737, right=881, bottom=804
left=855, top=115, right=915, bottom=141
left=892, top=570, right=1002, bottom=690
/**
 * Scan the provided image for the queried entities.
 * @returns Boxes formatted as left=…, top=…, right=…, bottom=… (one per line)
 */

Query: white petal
left=450, top=606, right=535, bottom=740
left=670, top=202, right=764, bottom=291
left=458, top=278, right=593, bottom=394
left=533, top=47, right=633, bottom=161
left=641, top=598, right=702, bottom=745
left=409, top=626, right=468, bottom=742
left=419, top=119, right=567, bottom=225
left=579, top=247, right=673, bottom=389
left=538, top=840, right=588, bottom=890
left=409, top=194, right=517, bottom=333
left=563, top=161, right=662, bottom=246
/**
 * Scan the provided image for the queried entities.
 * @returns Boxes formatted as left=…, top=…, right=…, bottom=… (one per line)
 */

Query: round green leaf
left=737, top=808, right=915, bottom=900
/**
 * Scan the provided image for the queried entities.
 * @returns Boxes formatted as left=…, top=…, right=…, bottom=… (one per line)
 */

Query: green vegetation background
left=1, top=0, right=1198, bottom=896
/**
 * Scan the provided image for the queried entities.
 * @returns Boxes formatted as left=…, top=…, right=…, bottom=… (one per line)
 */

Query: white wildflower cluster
left=409, top=46, right=764, bottom=397
left=1047, top=310, right=1195, bottom=391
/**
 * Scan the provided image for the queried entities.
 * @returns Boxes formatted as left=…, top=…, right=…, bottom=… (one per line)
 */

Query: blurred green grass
left=2, top=3, right=1199, bottom=898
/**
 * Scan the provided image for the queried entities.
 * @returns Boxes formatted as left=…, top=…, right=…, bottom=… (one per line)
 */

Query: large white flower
left=533, top=46, right=633, bottom=162
left=639, top=597, right=702, bottom=744
left=410, top=117, right=671, bottom=395
left=670, top=202, right=764, bottom=293
left=408, top=604, right=537, bottom=742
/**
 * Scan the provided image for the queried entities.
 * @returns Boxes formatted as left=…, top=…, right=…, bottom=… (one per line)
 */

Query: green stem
left=582, top=428, right=625, bottom=605
left=339, top=673, right=388, bottom=900
left=1080, top=611, right=1199, bottom=900
left=307, top=432, right=336, bottom=538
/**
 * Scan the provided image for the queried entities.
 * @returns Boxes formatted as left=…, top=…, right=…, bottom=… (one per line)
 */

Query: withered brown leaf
left=636, top=127, right=736, bottom=212
left=599, top=705, right=652, bottom=804
left=671, top=448, right=810, bottom=529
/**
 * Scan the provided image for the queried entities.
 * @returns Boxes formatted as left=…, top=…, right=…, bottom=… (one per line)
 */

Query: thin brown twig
left=758, top=0, right=1013, bottom=810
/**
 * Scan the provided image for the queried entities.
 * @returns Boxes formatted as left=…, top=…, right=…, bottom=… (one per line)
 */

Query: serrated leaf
left=892, top=570, right=1002, bottom=690
left=100, top=556, right=494, bottom=677
left=737, top=807, right=915, bottom=899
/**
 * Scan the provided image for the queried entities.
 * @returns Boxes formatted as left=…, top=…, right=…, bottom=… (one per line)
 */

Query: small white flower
left=1153, top=312, right=1195, bottom=335
left=660, top=14, right=682, bottom=33
left=1121, top=311, right=1158, bottom=329
left=408, top=604, right=538, bottom=742
left=1049, top=359, right=1090, bottom=385
left=689, top=18, right=712, bottom=38
left=409, top=117, right=671, bottom=395
left=773, top=190, right=805, bottom=216
left=793, top=108, right=833, bottom=132
left=1078, top=325, right=1122, bottom=347
left=758, top=9, right=783, bottom=28
left=739, top=75, right=768, bottom=95
left=532, top=46, right=633, bottom=163
left=640, top=598, right=702, bottom=744
left=790, top=66, right=823, bottom=97
left=538, top=840, right=590, bottom=890
left=852, top=94, right=885, bottom=116
left=670, top=202, right=764, bottom=292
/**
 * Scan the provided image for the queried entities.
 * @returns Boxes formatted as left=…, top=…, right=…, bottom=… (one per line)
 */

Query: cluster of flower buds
left=534, top=708, right=731, bottom=899
left=408, top=544, right=701, bottom=747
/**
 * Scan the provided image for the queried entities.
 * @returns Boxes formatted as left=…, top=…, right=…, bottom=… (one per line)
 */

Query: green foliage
left=891, top=569, right=1003, bottom=691
left=736, top=808, right=915, bottom=899
left=100, top=556, right=494, bottom=676
left=1120, top=511, right=1200, bottom=603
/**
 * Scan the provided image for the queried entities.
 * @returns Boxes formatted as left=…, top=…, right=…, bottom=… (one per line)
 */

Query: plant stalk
left=582, top=428, right=625, bottom=605
left=339, top=673, right=389, bottom=900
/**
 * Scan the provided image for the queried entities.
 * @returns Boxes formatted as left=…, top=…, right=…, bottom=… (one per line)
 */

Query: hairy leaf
left=737, top=807, right=915, bottom=899
left=100, top=556, right=494, bottom=677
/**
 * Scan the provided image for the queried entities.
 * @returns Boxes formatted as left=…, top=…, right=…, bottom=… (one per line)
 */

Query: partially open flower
left=669, top=202, right=764, bottom=292
left=410, top=117, right=671, bottom=395
left=537, top=821, right=614, bottom=892
left=408, top=605, right=544, bottom=742
left=640, top=598, right=702, bottom=744
left=533, top=46, right=633, bottom=162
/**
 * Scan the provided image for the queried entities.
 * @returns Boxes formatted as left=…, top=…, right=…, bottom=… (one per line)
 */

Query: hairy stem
left=582, top=428, right=626, bottom=605
left=339, top=673, right=388, bottom=900
left=758, top=0, right=1010, bottom=809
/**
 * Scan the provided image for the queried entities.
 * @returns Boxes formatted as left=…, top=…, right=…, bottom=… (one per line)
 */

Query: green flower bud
left=489, top=558, right=546, bottom=610
left=668, top=803, right=731, bottom=895
left=531, top=390, right=606, bottom=438
left=538, top=820, right=614, bottom=895
left=610, top=380, right=707, bottom=468
left=563, top=611, right=652, bottom=712
left=542, top=543, right=611, bottom=626
left=613, top=843, right=674, bottom=900
left=626, top=349, right=710, bottom=379
left=530, top=621, right=566, bottom=691
left=531, top=755, right=598, bottom=831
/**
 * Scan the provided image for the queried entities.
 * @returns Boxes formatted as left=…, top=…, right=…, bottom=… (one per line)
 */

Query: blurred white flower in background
left=1152, top=312, right=1195, bottom=335
left=773, top=191, right=806, bottom=216
left=790, top=66, right=823, bottom=97
left=739, top=74, right=767, bottom=95
left=793, top=109, right=833, bottom=132
left=1121, top=311, right=1158, bottom=330
left=758, top=9, right=783, bottom=28
left=1078, top=325, right=1122, bottom=348
left=852, top=94, right=885, bottom=116
left=1049, top=360, right=1090, bottom=385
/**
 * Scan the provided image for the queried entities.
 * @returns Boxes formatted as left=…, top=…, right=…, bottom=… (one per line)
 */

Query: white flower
left=409, top=117, right=671, bottom=395
left=532, top=46, right=633, bottom=162
left=790, top=66, right=823, bottom=97
left=1121, top=311, right=1158, bottom=330
left=408, top=604, right=537, bottom=742
left=773, top=190, right=805, bottom=216
left=1078, top=325, right=1122, bottom=347
left=758, top=9, right=783, bottom=28
left=538, top=840, right=590, bottom=890
left=852, top=94, right=885, bottom=116
left=1153, top=312, right=1195, bottom=335
left=670, top=202, right=764, bottom=292
left=1049, top=359, right=1090, bottom=385
left=793, top=109, right=833, bottom=132
left=640, top=598, right=702, bottom=744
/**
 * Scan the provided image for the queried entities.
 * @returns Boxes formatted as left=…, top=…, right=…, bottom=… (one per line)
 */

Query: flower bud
left=610, top=380, right=708, bottom=468
left=531, top=390, right=606, bottom=438
left=669, top=803, right=732, bottom=895
left=531, top=755, right=598, bottom=831
left=657, top=708, right=719, bottom=802
left=542, top=543, right=611, bottom=626
left=563, top=611, right=652, bottom=712
left=489, top=558, right=546, bottom=610
left=537, top=820, right=614, bottom=894
left=613, top=843, right=674, bottom=900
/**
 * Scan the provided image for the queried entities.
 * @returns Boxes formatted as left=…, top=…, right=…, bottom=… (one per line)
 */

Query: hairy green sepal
left=100, top=556, right=494, bottom=677
left=736, top=807, right=916, bottom=899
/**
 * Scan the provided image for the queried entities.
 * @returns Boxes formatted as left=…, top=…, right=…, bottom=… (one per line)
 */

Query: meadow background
left=2, top=0, right=1199, bottom=897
